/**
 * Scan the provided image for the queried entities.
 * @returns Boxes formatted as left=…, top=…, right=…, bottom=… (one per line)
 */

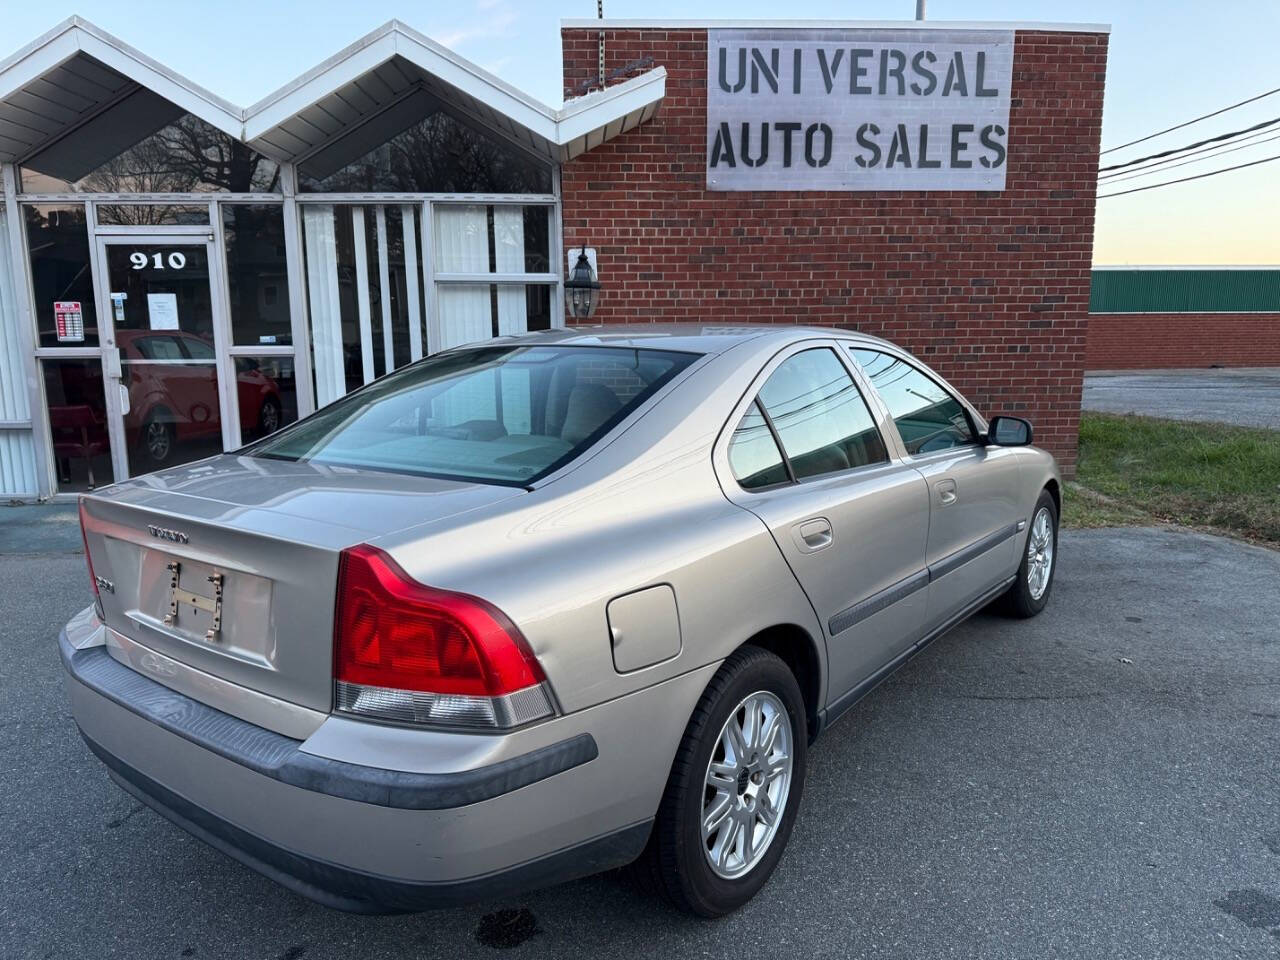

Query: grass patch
left=1072, top=412, right=1280, bottom=545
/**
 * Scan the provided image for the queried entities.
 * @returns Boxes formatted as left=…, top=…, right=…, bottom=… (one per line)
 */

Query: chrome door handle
left=794, top=518, right=833, bottom=552
left=936, top=478, right=958, bottom=505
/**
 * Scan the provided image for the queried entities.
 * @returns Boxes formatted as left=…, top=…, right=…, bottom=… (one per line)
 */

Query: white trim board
left=561, top=19, right=1111, bottom=34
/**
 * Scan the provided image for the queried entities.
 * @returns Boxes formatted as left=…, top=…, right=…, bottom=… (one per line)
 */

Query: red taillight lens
left=79, top=499, right=100, bottom=605
left=333, top=544, right=545, bottom=698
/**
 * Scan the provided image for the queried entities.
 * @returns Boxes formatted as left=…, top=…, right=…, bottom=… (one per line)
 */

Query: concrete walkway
left=0, top=502, right=82, bottom=554
left=1083, top=368, right=1280, bottom=429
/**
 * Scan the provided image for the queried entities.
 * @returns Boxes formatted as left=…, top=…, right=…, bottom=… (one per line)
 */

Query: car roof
left=486, top=323, right=895, bottom=356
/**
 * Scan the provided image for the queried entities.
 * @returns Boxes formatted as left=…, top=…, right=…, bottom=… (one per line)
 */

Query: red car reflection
left=117, top=331, right=281, bottom=465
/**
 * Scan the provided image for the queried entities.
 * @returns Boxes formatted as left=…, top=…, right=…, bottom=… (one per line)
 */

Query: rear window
left=246, top=345, right=698, bottom=485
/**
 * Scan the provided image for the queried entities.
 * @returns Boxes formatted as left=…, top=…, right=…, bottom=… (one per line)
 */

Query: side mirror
left=987, top=415, right=1034, bottom=447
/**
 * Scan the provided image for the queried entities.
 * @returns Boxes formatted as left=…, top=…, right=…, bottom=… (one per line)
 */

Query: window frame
left=844, top=345, right=987, bottom=461
left=720, top=341, right=894, bottom=494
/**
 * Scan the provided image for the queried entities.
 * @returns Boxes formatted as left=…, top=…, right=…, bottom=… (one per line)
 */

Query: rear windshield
left=246, top=345, right=699, bottom=485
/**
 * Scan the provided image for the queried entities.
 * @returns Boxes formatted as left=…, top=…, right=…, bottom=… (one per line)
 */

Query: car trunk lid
left=80, top=455, right=524, bottom=716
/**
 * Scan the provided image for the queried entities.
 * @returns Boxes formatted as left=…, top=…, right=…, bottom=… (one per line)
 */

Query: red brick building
left=560, top=20, right=1110, bottom=476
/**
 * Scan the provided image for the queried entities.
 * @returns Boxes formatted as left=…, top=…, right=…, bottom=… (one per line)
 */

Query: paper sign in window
left=147, top=293, right=180, bottom=330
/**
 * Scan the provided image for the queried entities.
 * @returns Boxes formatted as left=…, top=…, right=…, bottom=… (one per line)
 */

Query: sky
left=5, top=0, right=1279, bottom=265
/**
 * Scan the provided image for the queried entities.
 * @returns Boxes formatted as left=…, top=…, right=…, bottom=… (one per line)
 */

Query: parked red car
left=117, top=330, right=281, bottom=465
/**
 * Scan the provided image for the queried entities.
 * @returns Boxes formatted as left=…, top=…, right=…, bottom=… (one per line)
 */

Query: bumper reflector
left=335, top=680, right=554, bottom=729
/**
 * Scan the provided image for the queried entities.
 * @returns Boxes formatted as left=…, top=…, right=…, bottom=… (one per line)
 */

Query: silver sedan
left=64, top=324, right=1060, bottom=916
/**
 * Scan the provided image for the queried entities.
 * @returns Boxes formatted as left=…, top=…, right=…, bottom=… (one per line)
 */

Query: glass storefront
left=223, top=205, right=292, bottom=347
left=41, top=358, right=113, bottom=492
left=1, top=45, right=565, bottom=498
left=298, top=110, right=553, bottom=194
left=25, top=205, right=98, bottom=349
left=19, top=110, right=279, bottom=194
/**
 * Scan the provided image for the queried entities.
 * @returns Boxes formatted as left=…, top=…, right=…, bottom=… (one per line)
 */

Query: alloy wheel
left=1026, top=506, right=1055, bottom=600
left=701, top=690, right=794, bottom=880
left=145, top=420, right=171, bottom=462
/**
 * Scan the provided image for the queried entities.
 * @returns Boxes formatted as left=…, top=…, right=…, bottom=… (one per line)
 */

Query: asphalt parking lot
left=1082, top=368, right=1280, bottom=429
left=2, top=524, right=1279, bottom=959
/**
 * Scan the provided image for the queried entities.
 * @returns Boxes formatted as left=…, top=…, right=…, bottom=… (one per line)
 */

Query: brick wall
left=560, top=27, right=1109, bottom=476
left=1086, top=313, right=1280, bottom=370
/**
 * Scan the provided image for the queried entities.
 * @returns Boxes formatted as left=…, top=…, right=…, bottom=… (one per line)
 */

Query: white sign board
left=706, top=28, right=1014, bottom=191
left=147, top=293, right=180, bottom=330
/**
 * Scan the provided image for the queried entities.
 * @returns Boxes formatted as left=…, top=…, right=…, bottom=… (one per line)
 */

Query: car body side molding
left=816, top=574, right=1017, bottom=737
left=59, top=631, right=597, bottom=811
left=927, top=523, right=1019, bottom=583
left=828, top=568, right=930, bottom=637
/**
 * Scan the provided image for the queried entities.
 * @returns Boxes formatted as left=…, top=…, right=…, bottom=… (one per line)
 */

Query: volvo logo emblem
left=148, top=524, right=190, bottom=544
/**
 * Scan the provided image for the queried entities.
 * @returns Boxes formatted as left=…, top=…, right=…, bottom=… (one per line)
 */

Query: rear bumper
left=82, top=730, right=650, bottom=913
left=59, top=613, right=716, bottom=912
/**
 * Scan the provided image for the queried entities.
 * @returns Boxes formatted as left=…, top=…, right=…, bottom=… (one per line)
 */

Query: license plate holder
left=163, top=560, right=224, bottom=642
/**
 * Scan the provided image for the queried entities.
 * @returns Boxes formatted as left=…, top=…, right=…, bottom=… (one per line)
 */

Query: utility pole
left=915, top=0, right=926, bottom=19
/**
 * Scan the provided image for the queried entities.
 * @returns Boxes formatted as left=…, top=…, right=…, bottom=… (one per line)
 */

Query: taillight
left=79, top=499, right=102, bottom=615
left=333, top=544, right=552, bottom=729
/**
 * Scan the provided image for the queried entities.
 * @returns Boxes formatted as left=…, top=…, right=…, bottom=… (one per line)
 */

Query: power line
left=1099, top=123, right=1280, bottom=180
left=1102, top=130, right=1280, bottom=185
left=1100, top=85, right=1280, bottom=155
left=1099, top=115, right=1280, bottom=173
left=1097, top=152, right=1280, bottom=199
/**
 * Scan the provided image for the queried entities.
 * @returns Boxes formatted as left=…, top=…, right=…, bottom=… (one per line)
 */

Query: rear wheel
left=1000, top=489, right=1058, bottom=618
left=258, top=396, right=281, bottom=437
left=648, top=646, right=807, bottom=916
left=141, top=413, right=174, bottom=466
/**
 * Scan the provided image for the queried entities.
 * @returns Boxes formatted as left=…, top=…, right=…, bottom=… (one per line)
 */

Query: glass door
left=96, top=236, right=232, bottom=478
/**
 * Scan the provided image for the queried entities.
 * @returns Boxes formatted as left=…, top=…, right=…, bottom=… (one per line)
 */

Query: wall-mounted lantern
left=564, top=247, right=601, bottom=319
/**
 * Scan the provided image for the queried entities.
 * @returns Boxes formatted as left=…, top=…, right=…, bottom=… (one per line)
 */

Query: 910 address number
left=130, top=251, right=187, bottom=271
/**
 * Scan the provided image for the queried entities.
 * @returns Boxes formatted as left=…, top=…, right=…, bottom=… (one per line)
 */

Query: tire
left=648, top=646, right=807, bottom=917
left=140, top=413, right=174, bottom=466
left=1000, top=488, right=1059, bottom=618
left=258, top=396, right=281, bottom=437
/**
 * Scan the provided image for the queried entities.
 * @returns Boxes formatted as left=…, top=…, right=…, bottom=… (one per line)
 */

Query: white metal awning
left=241, top=21, right=665, bottom=167
left=0, top=17, right=243, bottom=171
left=0, top=17, right=665, bottom=177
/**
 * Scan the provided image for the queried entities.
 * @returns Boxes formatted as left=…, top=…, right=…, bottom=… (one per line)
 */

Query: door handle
left=794, top=518, right=833, bottom=552
left=935, top=478, right=958, bottom=505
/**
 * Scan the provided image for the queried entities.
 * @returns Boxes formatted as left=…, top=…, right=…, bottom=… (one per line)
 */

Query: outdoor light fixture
left=564, top=248, right=601, bottom=319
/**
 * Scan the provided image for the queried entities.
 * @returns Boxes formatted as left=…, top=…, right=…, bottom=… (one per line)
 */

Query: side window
left=728, top=401, right=789, bottom=489
left=134, top=335, right=185, bottom=361
left=181, top=336, right=215, bottom=360
left=756, top=348, right=888, bottom=481
left=851, top=349, right=977, bottom=454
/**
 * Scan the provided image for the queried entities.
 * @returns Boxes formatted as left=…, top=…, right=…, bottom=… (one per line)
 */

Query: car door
left=716, top=342, right=931, bottom=708
left=848, top=346, right=1023, bottom=634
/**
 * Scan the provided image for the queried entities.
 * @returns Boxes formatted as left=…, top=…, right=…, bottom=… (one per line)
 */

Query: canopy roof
left=0, top=17, right=665, bottom=175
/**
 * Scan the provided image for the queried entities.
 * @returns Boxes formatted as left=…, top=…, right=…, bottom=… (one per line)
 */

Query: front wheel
left=1000, top=489, right=1059, bottom=618
left=648, top=646, right=807, bottom=916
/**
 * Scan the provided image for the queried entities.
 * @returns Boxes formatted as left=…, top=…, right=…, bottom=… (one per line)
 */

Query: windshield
left=246, top=345, right=699, bottom=485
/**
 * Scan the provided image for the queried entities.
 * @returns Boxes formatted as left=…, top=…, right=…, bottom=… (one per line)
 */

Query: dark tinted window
left=298, top=111, right=552, bottom=194
left=21, top=111, right=278, bottom=193
left=223, top=205, right=291, bottom=346
left=757, top=349, right=887, bottom=480
left=851, top=349, right=977, bottom=454
left=24, top=205, right=97, bottom=348
left=248, top=346, right=697, bottom=485
left=728, top=402, right=789, bottom=489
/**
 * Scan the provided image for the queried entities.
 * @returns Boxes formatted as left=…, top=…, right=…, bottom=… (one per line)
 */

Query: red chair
left=49, top=404, right=110, bottom=489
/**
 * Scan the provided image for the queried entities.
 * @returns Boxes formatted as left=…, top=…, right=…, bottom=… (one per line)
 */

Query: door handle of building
left=936, top=478, right=958, bottom=505
left=795, top=518, right=833, bottom=552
